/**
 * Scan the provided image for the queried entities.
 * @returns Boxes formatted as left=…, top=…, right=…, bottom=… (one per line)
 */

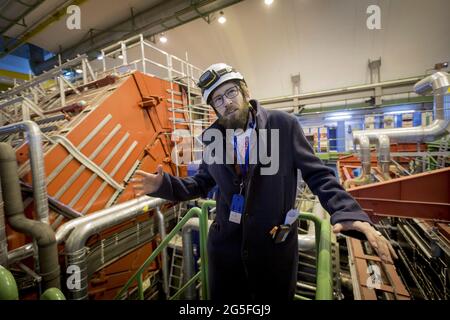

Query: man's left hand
left=333, top=221, right=398, bottom=264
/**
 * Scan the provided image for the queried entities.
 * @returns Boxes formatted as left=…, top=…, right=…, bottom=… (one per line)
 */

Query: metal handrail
left=295, top=212, right=333, bottom=300
left=115, top=200, right=215, bottom=300
left=114, top=202, right=332, bottom=301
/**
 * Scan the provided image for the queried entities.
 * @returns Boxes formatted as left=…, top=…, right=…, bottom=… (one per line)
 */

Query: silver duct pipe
left=298, top=200, right=325, bottom=252
left=350, top=72, right=449, bottom=180
left=344, top=135, right=371, bottom=188
left=156, top=207, right=169, bottom=299
left=376, top=134, right=391, bottom=179
left=414, top=71, right=450, bottom=95
left=414, top=71, right=450, bottom=120
left=297, top=234, right=315, bottom=252
left=181, top=217, right=212, bottom=300
left=65, top=197, right=168, bottom=300
left=353, top=71, right=450, bottom=144
left=85, top=207, right=176, bottom=278
left=0, top=121, right=49, bottom=223
left=353, top=119, right=450, bottom=144
left=355, top=135, right=371, bottom=176
left=0, top=180, right=7, bottom=266
left=55, top=195, right=158, bottom=244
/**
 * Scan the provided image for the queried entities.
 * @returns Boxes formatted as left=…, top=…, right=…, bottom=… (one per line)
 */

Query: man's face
left=211, top=81, right=250, bottom=129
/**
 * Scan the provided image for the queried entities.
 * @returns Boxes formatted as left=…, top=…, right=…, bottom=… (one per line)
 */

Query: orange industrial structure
left=5, top=70, right=213, bottom=299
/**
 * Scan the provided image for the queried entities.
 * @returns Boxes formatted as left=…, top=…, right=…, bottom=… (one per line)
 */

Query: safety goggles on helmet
left=197, top=67, right=235, bottom=90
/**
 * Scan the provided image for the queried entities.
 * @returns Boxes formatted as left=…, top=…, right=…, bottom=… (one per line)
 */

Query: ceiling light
left=324, top=112, right=352, bottom=121
left=218, top=11, right=226, bottom=24
left=118, top=54, right=124, bottom=59
left=97, top=55, right=104, bottom=60
left=75, top=69, right=83, bottom=74
left=264, top=0, right=274, bottom=6
left=159, top=34, right=168, bottom=43
left=384, top=110, right=415, bottom=115
left=325, top=115, right=352, bottom=121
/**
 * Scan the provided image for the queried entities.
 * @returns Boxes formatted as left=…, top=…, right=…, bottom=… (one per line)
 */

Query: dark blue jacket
left=150, top=101, right=372, bottom=300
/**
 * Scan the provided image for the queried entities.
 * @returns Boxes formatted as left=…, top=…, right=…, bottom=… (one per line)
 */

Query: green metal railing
left=115, top=200, right=215, bottom=300
left=294, top=212, right=333, bottom=300
left=114, top=201, right=332, bottom=301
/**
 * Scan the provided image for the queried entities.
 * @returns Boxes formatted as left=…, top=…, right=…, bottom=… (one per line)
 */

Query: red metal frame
left=347, top=167, right=450, bottom=222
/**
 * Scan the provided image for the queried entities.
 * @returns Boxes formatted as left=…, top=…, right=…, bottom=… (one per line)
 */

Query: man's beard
left=217, top=104, right=249, bottom=130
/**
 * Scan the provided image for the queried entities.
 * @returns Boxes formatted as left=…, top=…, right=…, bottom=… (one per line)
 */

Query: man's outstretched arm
left=131, top=162, right=216, bottom=202
left=291, top=118, right=397, bottom=264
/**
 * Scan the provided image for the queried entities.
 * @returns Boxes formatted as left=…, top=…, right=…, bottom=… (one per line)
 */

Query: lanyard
left=233, top=119, right=255, bottom=180
left=233, top=135, right=250, bottom=178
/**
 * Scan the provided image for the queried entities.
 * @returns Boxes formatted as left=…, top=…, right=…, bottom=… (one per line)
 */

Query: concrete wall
left=154, top=0, right=450, bottom=100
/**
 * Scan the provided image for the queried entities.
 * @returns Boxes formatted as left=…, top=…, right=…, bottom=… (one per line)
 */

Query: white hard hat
left=197, top=63, right=244, bottom=104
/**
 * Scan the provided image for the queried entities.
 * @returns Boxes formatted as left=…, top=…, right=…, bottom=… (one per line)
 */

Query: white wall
left=152, top=0, right=450, bottom=100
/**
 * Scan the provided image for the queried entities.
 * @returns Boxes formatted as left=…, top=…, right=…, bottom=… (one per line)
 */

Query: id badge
left=229, top=194, right=245, bottom=224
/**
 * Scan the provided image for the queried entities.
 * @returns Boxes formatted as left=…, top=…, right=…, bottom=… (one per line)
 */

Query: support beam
left=348, top=167, right=450, bottom=221
left=0, top=0, right=45, bottom=36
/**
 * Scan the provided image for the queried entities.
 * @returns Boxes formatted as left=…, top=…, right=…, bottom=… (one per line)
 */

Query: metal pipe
left=298, top=200, right=325, bottom=252
left=400, top=225, right=432, bottom=260
left=298, top=234, right=316, bottom=252
left=181, top=217, right=212, bottom=300
left=376, top=134, right=391, bottom=179
left=47, top=195, right=83, bottom=220
left=0, top=121, right=49, bottom=223
left=414, top=72, right=450, bottom=120
left=296, top=282, right=316, bottom=291
left=353, top=71, right=450, bottom=144
left=355, top=135, right=371, bottom=176
left=353, top=119, right=450, bottom=143
left=156, top=207, right=169, bottom=299
left=413, top=71, right=449, bottom=96
left=351, top=72, right=448, bottom=183
left=434, top=92, right=450, bottom=122
left=344, top=135, right=371, bottom=189
left=55, top=195, right=159, bottom=244
left=0, top=143, right=60, bottom=290
left=85, top=214, right=169, bottom=278
left=7, top=243, right=34, bottom=265
left=260, top=76, right=423, bottom=105
left=65, top=197, right=168, bottom=300
left=20, top=181, right=82, bottom=220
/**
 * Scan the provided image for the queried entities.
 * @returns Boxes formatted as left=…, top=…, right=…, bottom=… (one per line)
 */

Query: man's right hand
left=130, top=165, right=164, bottom=196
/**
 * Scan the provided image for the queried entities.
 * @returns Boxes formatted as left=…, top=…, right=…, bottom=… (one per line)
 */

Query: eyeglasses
left=211, top=86, right=241, bottom=111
